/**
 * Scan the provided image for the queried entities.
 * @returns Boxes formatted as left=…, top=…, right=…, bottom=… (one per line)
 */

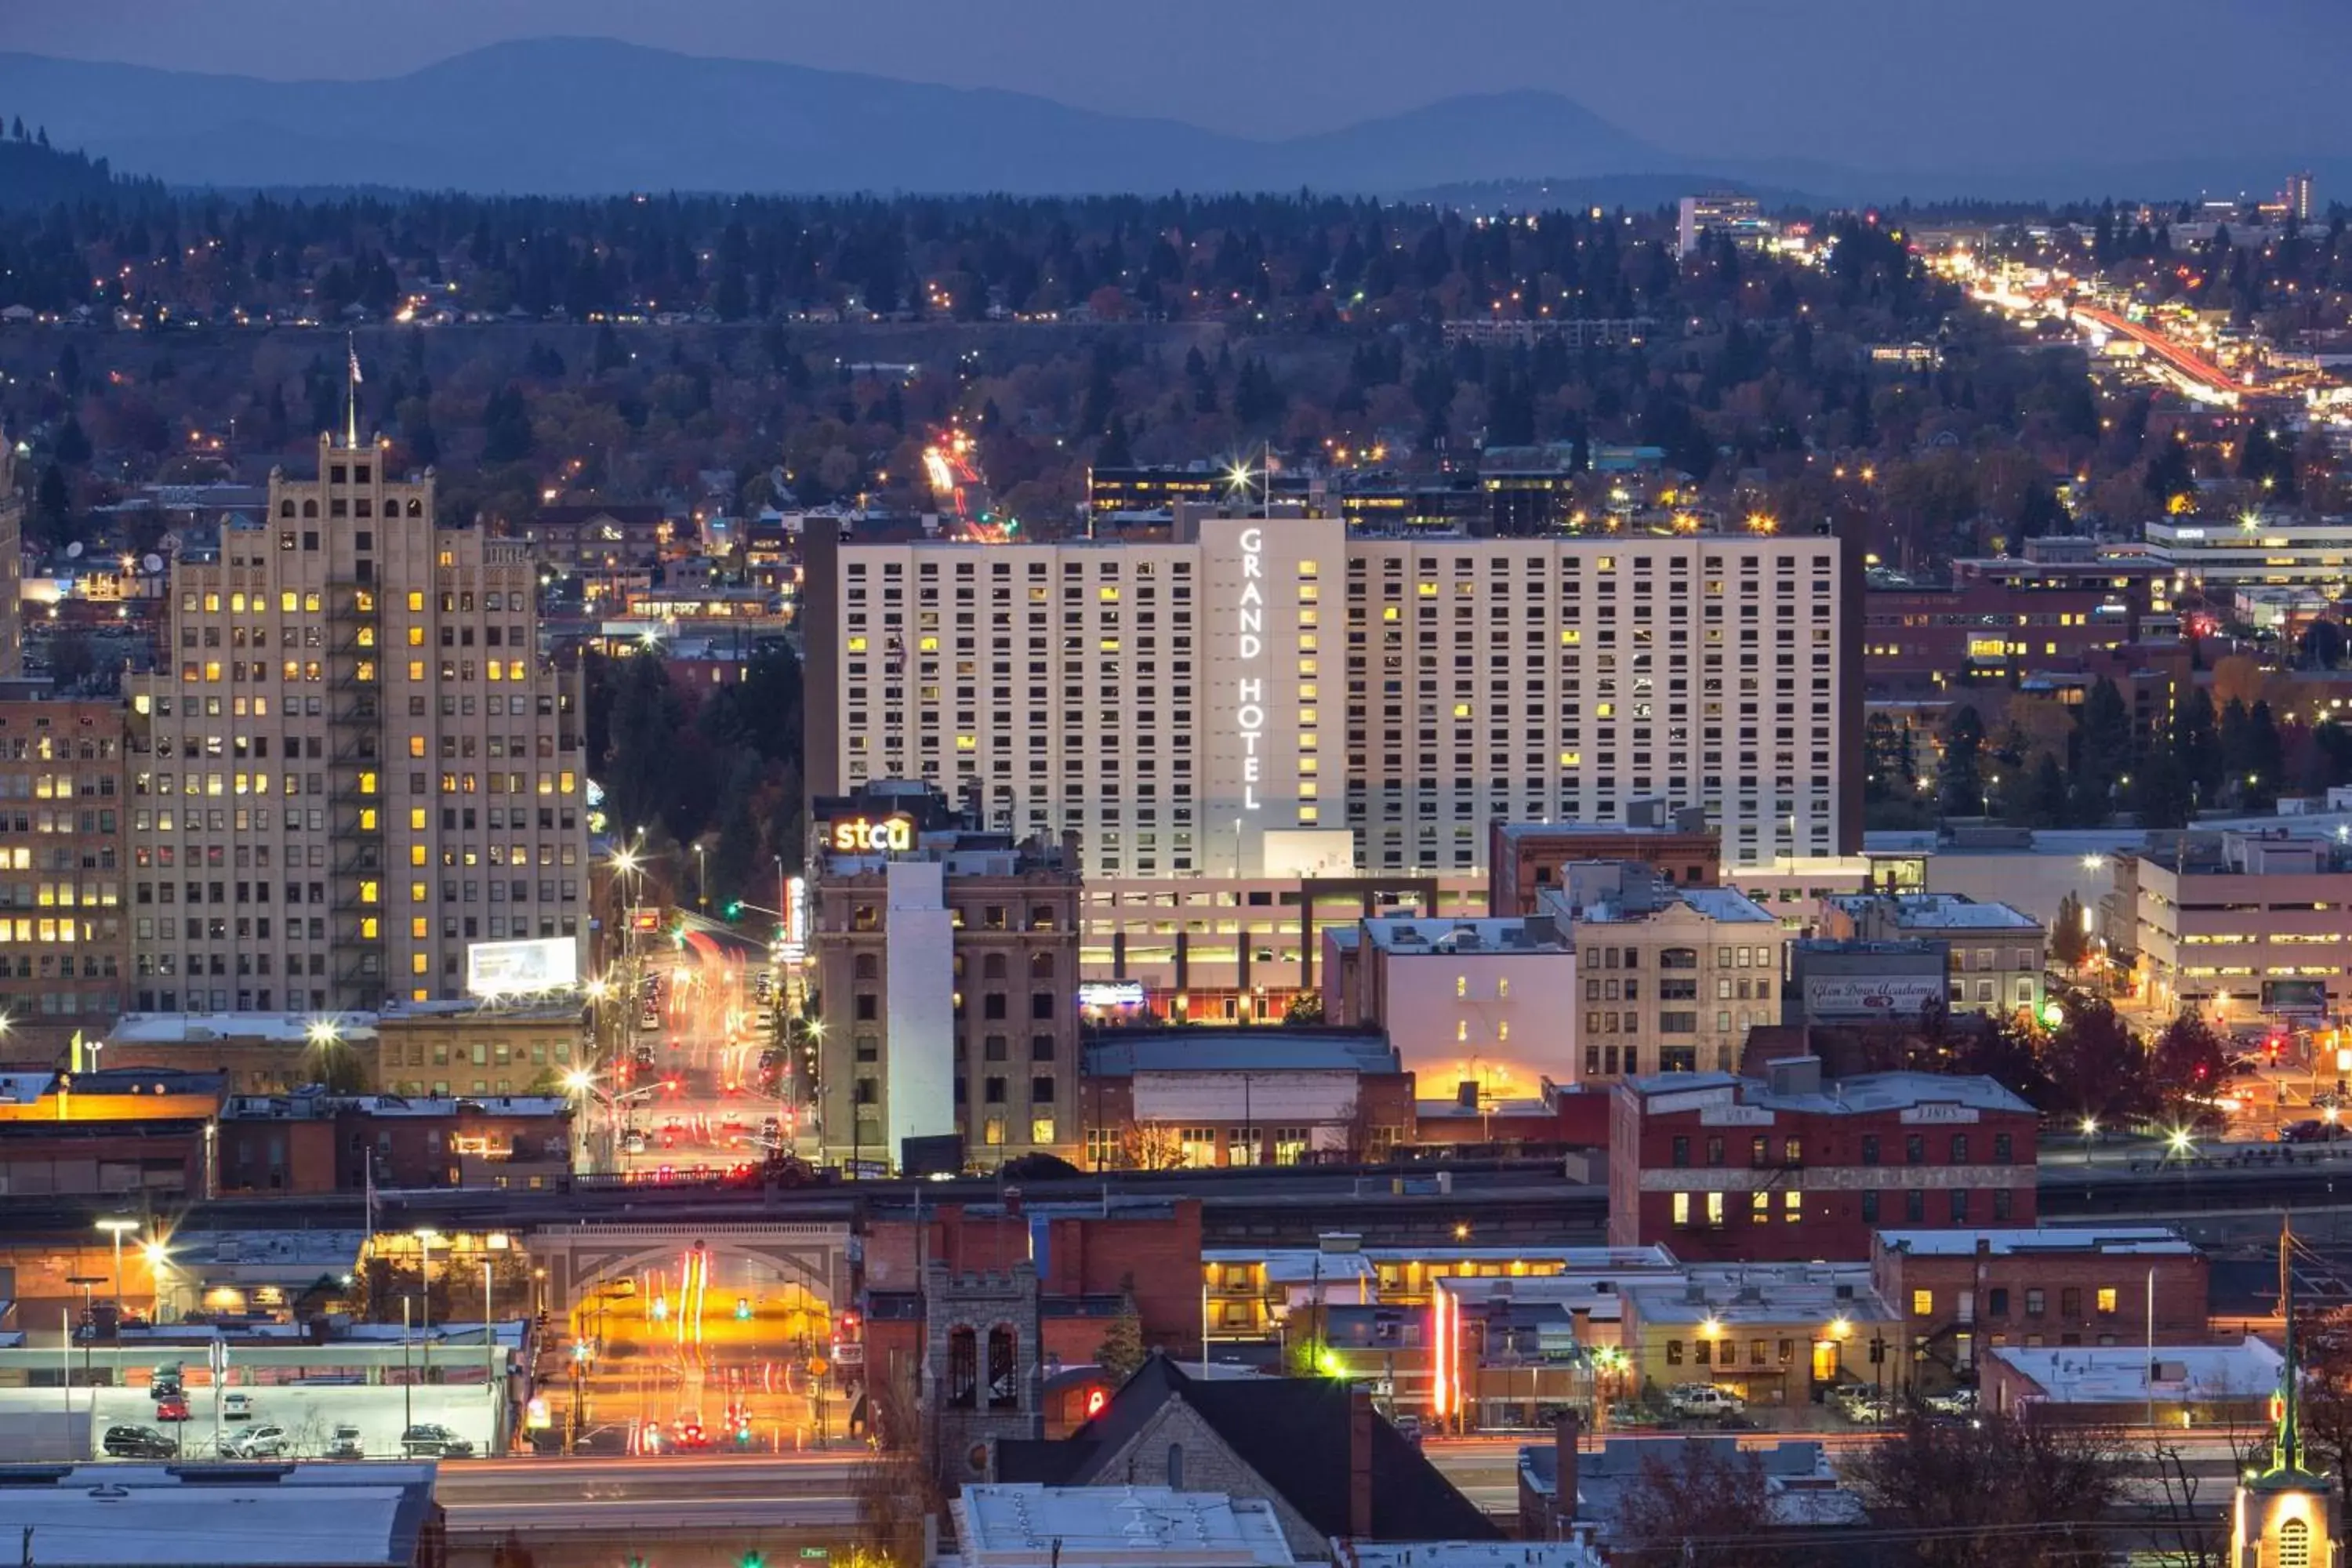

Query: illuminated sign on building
left=778, top=875, right=811, bottom=962
left=1076, top=980, right=1148, bottom=1009
left=466, top=937, right=582, bottom=997
left=829, top=815, right=915, bottom=854
left=1235, top=525, right=1265, bottom=811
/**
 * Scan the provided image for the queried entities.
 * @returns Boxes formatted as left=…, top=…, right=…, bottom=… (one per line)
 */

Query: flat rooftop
left=1830, top=893, right=2039, bottom=931
left=1351, top=917, right=1566, bottom=955
left=1624, top=1069, right=2036, bottom=1119
left=953, top=1483, right=1295, bottom=1566
left=1991, top=1338, right=2281, bottom=1403
left=1875, top=1226, right=2196, bottom=1258
left=0, top=1461, right=436, bottom=1566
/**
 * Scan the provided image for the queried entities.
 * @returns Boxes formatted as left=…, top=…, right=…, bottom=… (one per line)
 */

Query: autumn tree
left=1116, top=1123, right=1186, bottom=1171
left=2050, top=891, right=2089, bottom=969
left=851, top=1359, right=942, bottom=1568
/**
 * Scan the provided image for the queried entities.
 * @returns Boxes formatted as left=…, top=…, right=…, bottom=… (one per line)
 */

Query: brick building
left=216, top=1090, right=572, bottom=1193
left=1606, top=1057, right=2039, bottom=1261
left=1860, top=539, right=2160, bottom=696
left=373, top=1000, right=586, bottom=1098
left=0, top=1065, right=225, bottom=1200
left=1487, top=811, right=1720, bottom=916
left=101, top=1011, right=380, bottom=1094
left=514, top=503, right=671, bottom=571
left=1871, top=1226, right=2209, bottom=1388
left=862, top=1197, right=1207, bottom=1356
left=808, top=784, right=1083, bottom=1172
left=1819, top=892, right=2046, bottom=1020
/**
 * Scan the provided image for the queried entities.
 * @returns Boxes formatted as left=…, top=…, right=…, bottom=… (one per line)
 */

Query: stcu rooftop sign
left=829, top=815, right=916, bottom=854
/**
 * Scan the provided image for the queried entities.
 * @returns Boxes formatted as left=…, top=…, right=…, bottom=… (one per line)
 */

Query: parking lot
left=0, top=1382, right=497, bottom=1462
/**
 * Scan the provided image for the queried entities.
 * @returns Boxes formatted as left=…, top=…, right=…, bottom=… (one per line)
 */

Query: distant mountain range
left=0, top=38, right=2341, bottom=204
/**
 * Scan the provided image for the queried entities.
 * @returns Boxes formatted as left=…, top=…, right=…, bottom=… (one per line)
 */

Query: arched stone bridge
left=529, top=1220, right=856, bottom=1316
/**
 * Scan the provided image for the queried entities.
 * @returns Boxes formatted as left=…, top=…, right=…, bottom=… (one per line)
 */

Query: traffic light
left=740, top=1554, right=764, bottom=1568
left=724, top=901, right=744, bottom=921
left=735, top=1296, right=752, bottom=1321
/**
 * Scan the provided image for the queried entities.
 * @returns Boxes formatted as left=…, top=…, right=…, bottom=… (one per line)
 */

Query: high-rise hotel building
left=806, top=506, right=1860, bottom=1014
left=125, top=434, right=590, bottom=1016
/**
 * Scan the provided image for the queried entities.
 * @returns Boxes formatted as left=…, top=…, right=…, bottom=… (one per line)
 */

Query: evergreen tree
left=2132, top=746, right=2191, bottom=829
left=2016, top=753, right=2068, bottom=829
left=1938, top=705, right=1986, bottom=818
left=593, top=322, right=627, bottom=376
left=34, top=462, right=69, bottom=536
left=53, top=415, right=90, bottom=467
left=2173, top=685, right=2222, bottom=805
left=1094, top=1305, right=1147, bottom=1385
left=481, top=384, right=533, bottom=464
left=2067, top=679, right=2130, bottom=826
left=1095, top=415, right=1133, bottom=469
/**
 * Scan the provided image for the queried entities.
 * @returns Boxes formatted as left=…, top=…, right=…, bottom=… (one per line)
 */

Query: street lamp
left=95, top=1218, right=139, bottom=1320
left=2166, top=1127, right=2195, bottom=1161
left=415, top=1230, right=444, bottom=1362
left=142, top=1240, right=172, bottom=1325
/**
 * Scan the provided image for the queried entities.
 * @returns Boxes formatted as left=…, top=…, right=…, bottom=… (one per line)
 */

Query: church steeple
left=2234, top=1214, right=2339, bottom=1568
left=2276, top=1213, right=2306, bottom=1479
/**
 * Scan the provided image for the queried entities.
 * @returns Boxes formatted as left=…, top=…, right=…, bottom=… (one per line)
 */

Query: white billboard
left=466, top=938, right=580, bottom=998
left=1800, top=974, right=1947, bottom=1021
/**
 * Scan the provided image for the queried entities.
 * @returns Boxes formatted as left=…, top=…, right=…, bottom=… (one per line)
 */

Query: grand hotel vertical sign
left=1235, top=526, right=1267, bottom=812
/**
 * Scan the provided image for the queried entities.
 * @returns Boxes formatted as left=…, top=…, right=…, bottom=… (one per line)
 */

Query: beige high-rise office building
left=125, top=434, right=589, bottom=1015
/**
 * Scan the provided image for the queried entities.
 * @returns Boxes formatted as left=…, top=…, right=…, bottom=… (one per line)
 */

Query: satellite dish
left=143, top=555, right=164, bottom=574
left=64, top=542, right=82, bottom=558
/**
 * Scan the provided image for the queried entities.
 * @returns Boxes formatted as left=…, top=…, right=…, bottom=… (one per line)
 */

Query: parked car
left=102, top=1425, right=178, bottom=1458
left=1835, top=1390, right=1895, bottom=1424
left=222, top=1392, right=255, bottom=1421
left=1925, top=1387, right=1979, bottom=1417
left=153, top=1394, right=191, bottom=1423
left=1390, top=1414, right=1424, bottom=1447
left=217, top=1425, right=289, bottom=1459
left=327, top=1425, right=365, bottom=1460
left=401, top=1424, right=476, bottom=1458
left=1664, top=1384, right=1745, bottom=1418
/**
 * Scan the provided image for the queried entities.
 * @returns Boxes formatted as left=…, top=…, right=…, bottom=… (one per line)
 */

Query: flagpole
left=345, top=332, right=360, bottom=449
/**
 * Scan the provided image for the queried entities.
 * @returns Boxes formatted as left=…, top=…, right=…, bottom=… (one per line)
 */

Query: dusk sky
left=6, top=0, right=2351, bottom=169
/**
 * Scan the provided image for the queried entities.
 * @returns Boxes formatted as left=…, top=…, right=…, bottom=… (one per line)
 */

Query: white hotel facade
left=804, top=507, right=1860, bottom=1018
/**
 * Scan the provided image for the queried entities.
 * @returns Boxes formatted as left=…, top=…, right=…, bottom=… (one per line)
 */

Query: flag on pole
left=348, top=341, right=364, bottom=386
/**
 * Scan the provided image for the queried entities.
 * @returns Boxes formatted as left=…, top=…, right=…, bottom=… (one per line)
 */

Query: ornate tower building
left=2236, top=1220, right=2340, bottom=1568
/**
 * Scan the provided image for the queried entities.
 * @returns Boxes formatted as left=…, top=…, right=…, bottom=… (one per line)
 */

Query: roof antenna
left=344, top=332, right=363, bottom=450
